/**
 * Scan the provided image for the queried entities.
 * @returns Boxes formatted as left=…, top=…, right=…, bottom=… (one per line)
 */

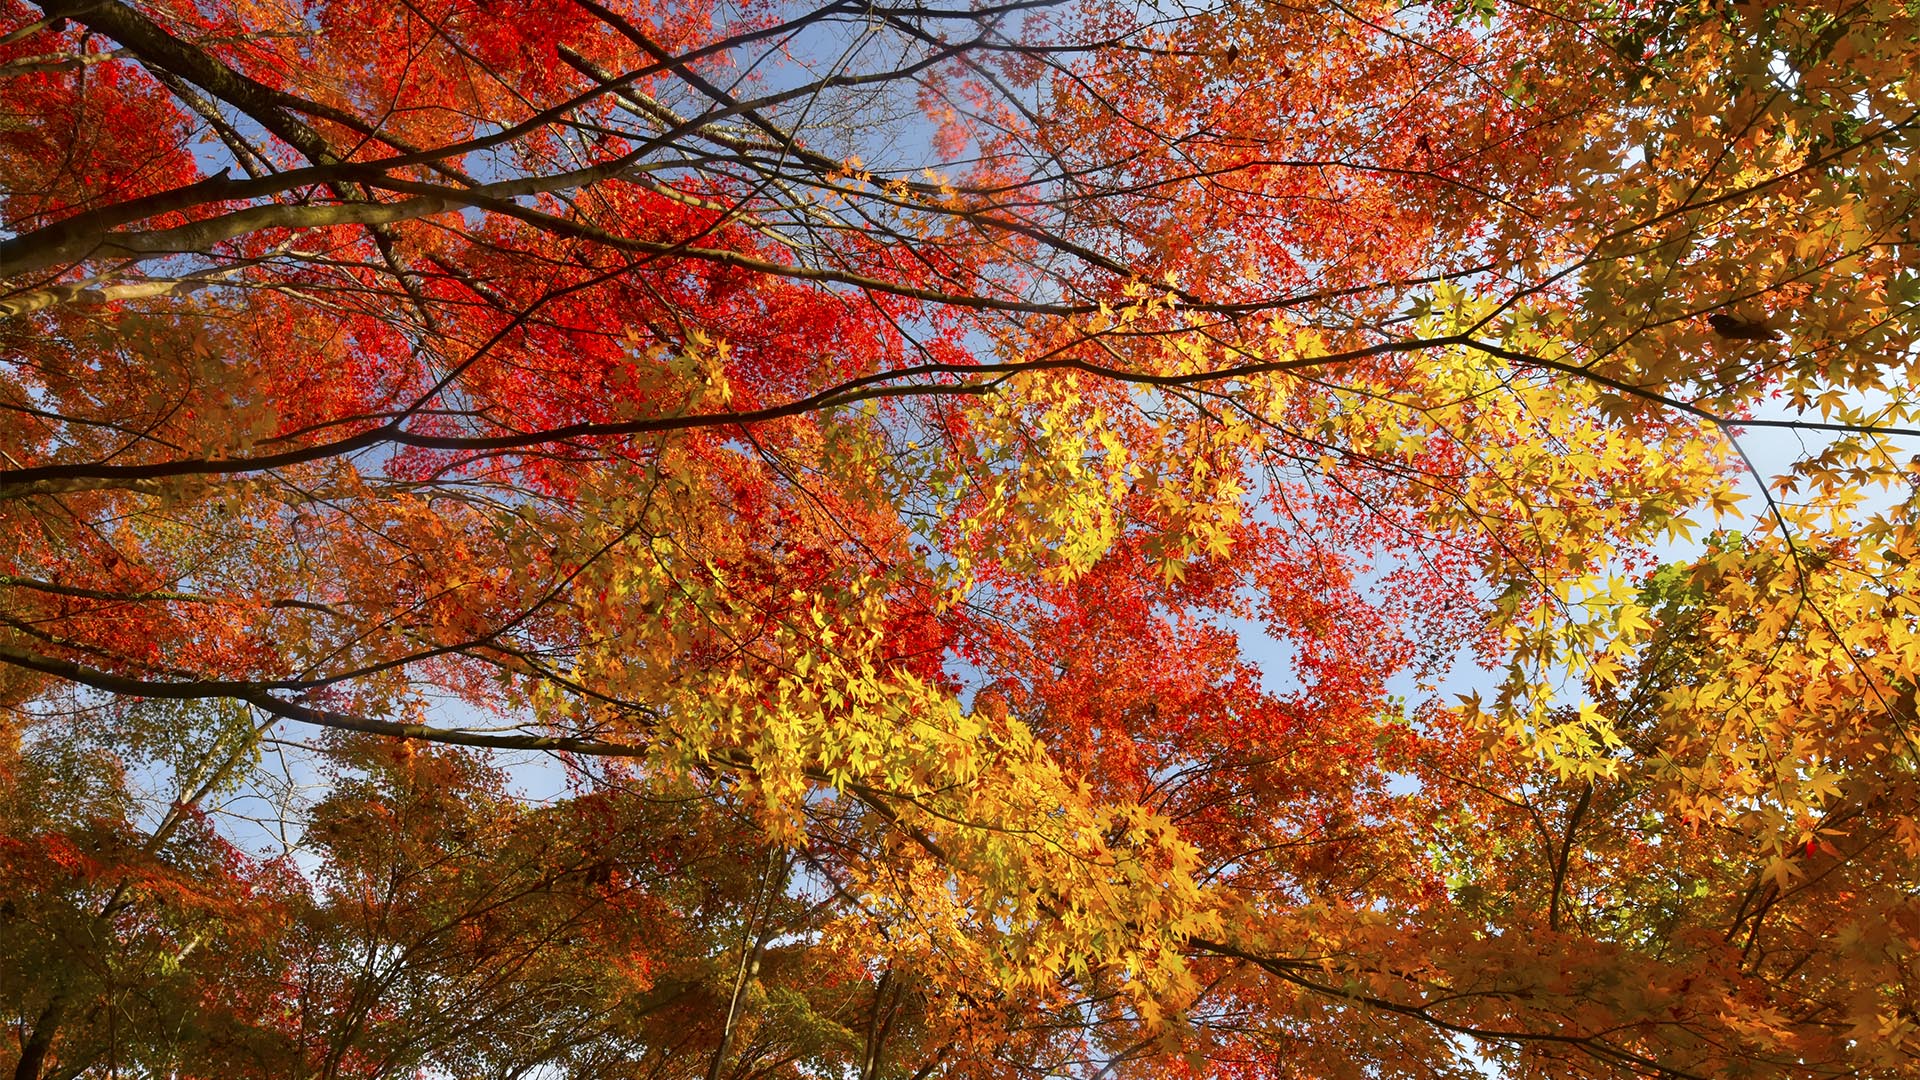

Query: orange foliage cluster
left=4, top=0, right=1920, bottom=1077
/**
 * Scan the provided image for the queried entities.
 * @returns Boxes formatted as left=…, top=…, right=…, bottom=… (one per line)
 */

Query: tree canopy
left=3, top=0, right=1920, bottom=1076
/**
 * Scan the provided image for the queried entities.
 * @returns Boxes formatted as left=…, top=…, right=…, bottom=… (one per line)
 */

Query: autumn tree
left=3, top=0, right=1920, bottom=1076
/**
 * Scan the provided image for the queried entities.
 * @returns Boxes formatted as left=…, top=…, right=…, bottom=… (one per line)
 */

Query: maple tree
left=3, top=0, right=1920, bottom=1076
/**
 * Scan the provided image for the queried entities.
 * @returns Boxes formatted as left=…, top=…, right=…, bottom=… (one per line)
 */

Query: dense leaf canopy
left=3, top=0, right=1920, bottom=1076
